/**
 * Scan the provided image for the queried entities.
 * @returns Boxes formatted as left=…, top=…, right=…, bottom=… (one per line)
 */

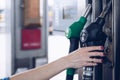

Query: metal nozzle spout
left=83, top=4, right=92, bottom=18
left=99, top=0, right=112, bottom=18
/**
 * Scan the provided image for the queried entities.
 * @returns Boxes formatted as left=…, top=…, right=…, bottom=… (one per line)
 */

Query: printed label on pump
left=21, top=29, right=41, bottom=50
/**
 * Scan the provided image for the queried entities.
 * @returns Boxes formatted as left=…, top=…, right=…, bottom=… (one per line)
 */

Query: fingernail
left=101, top=59, right=104, bottom=63
left=101, top=46, right=104, bottom=50
left=103, top=52, right=108, bottom=56
left=102, top=60, right=104, bottom=63
left=102, top=53, right=105, bottom=56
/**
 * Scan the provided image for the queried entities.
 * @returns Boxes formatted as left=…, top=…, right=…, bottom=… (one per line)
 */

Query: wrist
left=61, top=56, right=71, bottom=69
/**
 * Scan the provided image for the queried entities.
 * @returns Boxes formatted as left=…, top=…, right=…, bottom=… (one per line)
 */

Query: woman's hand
left=10, top=46, right=104, bottom=80
left=64, top=46, right=104, bottom=69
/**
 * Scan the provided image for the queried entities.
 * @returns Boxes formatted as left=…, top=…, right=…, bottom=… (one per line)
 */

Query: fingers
left=88, top=58, right=102, bottom=63
left=83, top=58, right=102, bottom=67
left=72, top=46, right=105, bottom=68
left=84, top=56, right=103, bottom=63
left=82, top=46, right=105, bottom=58
left=87, top=52, right=104, bottom=57
left=83, top=46, right=104, bottom=52
left=83, top=63, right=98, bottom=67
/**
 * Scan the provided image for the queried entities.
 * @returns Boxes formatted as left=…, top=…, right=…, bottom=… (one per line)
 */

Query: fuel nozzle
left=80, top=0, right=112, bottom=45
left=66, top=4, right=92, bottom=80
left=80, top=1, right=112, bottom=80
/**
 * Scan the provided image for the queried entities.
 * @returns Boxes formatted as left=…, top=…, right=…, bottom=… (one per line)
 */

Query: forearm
left=10, top=57, right=69, bottom=80
left=10, top=46, right=104, bottom=80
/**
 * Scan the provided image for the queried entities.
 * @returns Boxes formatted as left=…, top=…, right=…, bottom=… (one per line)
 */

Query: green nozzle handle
left=65, top=16, right=87, bottom=39
left=67, top=68, right=75, bottom=75
left=65, top=4, right=91, bottom=80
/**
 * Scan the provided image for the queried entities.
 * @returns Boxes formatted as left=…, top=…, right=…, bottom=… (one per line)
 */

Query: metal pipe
left=91, top=0, right=103, bottom=21
left=113, top=0, right=120, bottom=80
left=83, top=4, right=92, bottom=18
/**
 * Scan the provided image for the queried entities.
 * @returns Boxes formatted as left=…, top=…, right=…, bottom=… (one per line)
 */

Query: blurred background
left=0, top=0, right=120, bottom=80
left=0, top=0, right=86, bottom=80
